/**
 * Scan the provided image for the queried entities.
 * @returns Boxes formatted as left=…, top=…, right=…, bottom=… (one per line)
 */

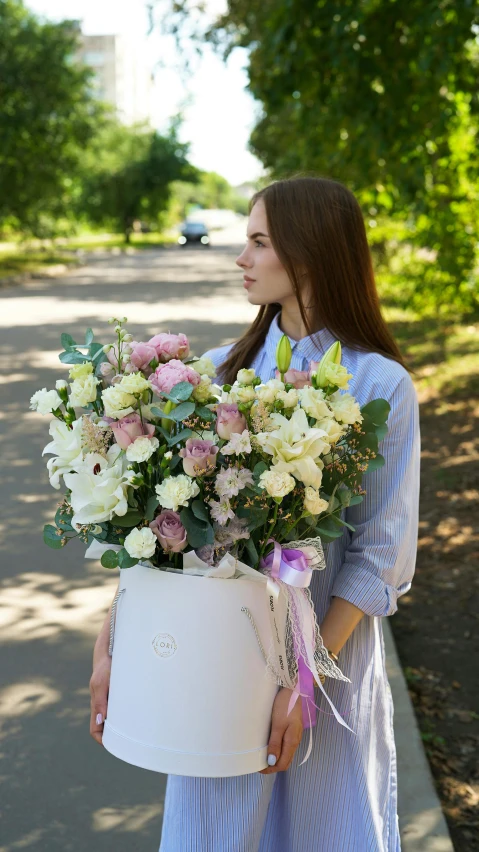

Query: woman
left=90, top=176, right=420, bottom=851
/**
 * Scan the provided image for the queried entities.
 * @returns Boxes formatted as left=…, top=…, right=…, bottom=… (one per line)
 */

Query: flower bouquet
left=34, top=317, right=390, bottom=776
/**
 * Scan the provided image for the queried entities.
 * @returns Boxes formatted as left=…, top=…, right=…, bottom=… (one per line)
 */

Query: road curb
left=383, top=618, right=454, bottom=851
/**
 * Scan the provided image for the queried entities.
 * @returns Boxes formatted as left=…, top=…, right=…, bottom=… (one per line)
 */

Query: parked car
left=178, top=221, right=210, bottom=246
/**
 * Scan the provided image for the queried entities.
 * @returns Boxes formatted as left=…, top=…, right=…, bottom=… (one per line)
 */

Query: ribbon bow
left=261, top=538, right=355, bottom=764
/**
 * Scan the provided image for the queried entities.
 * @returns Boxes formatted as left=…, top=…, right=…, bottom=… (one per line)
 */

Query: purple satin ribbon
left=261, top=539, right=317, bottom=729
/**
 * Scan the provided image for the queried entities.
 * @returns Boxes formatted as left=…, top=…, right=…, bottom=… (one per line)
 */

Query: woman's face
left=235, top=199, right=296, bottom=306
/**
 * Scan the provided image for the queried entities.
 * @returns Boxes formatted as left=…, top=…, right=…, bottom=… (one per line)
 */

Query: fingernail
left=267, top=754, right=277, bottom=766
left=96, top=713, right=103, bottom=725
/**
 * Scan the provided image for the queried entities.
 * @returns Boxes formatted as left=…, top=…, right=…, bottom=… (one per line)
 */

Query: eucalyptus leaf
left=100, top=549, right=119, bottom=569
left=180, top=507, right=212, bottom=548
left=118, top=549, right=139, bottom=569
left=243, top=536, right=259, bottom=566
left=361, top=399, right=390, bottom=425
left=236, top=504, right=269, bottom=532
left=145, top=496, right=160, bottom=521
left=191, top=500, right=209, bottom=522
left=110, top=509, right=143, bottom=527
left=195, top=405, right=215, bottom=422
left=85, top=327, right=94, bottom=345
left=59, top=350, right=89, bottom=365
left=364, top=453, right=386, bottom=473
left=43, top=524, right=64, bottom=549
left=165, top=381, right=194, bottom=402
left=169, top=401, right=195, bottom=421
left=60, top=333, right=76, bottom=350
left=167, top=428, right=193, bottom=446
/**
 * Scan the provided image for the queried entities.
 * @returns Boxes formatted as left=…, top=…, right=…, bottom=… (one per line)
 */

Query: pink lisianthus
left=111, top=412, right=155, bottom=449
left=179, top=438, right=219, bottom=477
left=149, top=510, right=187, bottom=553
left=275, top=368, right=310, bottom=389
left=149, top=360, right=201, bottom=396
left=129, top=341, right=158, bottom=376
left=99, top=361, right=116, bottom=385
left=215, top=403, right=247, bottom=440
left=148, top=333, right=189, bottom=363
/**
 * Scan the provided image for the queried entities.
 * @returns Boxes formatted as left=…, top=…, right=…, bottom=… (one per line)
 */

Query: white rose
left=299, top=386, right=330, bottom=420
left=255, top=384, right=276, bottom=405
left=55, top=379, right=68, bottom=390
left=64, top=454, right=130, bottom=529
left=276, top=389, right=299, bottom=409
left=315, top=416, right=345, bottom=445
left=102, top=385, right=137, bottom=418
left=259, top=469, right=296, bottom=498
left=155, top=474, right=200, bottom=512
left=266, top=379, right=285, bottom=391
left=125, top=436, right=159, bottom=462
left=192, top=356, right=217, bottom=378
left=237, top=368, right=256, bottom=385
left=42, top=417, right=84, bottom=489
left=69, top=361, right=93, bottom=380
left=118, top=373, right=150, bottom=394
left=234, top=386, right=256, bottom=404
left=303, top=487, right=329, bottom=516
left=29, top=388, right=63, bottom=415
left=192, top=375, right=213, bottom=404
left=69, top=374, right=99, bottom=407
left=329, top=391, right=363, bottom=425
left=124, top=526, right=157, bottom=559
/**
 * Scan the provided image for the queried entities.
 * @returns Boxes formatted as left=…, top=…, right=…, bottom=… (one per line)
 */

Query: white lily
left=255, top=408, right=329, bottom=489
left=64, top=446, right=131, bottom=529
left=42, top=418, right=84, bottom=489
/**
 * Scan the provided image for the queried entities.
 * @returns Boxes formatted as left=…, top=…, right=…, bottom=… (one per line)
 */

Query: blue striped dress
left=159, top=311, right=421, bottom=852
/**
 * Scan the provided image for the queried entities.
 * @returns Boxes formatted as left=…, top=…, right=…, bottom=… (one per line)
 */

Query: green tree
left=78, top=116, right=201, bottom=241
left=0, top=0, right=100, bottom=236
left=156, top=0, right=479, bottom=315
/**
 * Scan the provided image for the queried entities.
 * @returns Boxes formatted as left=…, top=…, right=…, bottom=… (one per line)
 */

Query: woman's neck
left=278, top=301, right=322, bottom=341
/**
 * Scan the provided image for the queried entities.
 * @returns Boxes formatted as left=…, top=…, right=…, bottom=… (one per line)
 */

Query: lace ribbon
left=260, top=538, right=355, bottom=764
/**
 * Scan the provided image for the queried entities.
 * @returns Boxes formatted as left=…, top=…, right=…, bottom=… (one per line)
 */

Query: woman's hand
left=89, top=652, right=111, bottom=746
left=259, top=687, right=304, bottom=774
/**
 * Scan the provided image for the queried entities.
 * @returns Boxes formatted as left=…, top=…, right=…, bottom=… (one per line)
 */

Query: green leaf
left=195, top=405, right=215, bottom=422
left=348, top=494, right=364, bottom=506
left=110, top=509, right=143, bottom=527
left=100, top=549, right=119, bottom=569
left=61, top=333, right=76, bottom=350
left=169, top=401, right=196, bottom=421
left=167, top=428, right=192, bottom=446
left=150, top=407, right=167, bottom=420
left=253, top=461, right=268, bottom=479
left=90, top=341, right=108, bottom=364
left=180, top=507, right=213, bottom=548
left=243, top=535, right=259, bottom=566
left=364, top=453, right=386, bottom=473
left=59, top=350, right=89, bottom=365
left=54, top=507, right=73, bottom=530
left=170, top=453, right=182, bottom=470
left=118, top=549, right=139, bottom=569
left=85, top=327, right=94, bottom=345
left=236, top=504, right=269, bottom=532
left=375, top=423, right=389, bottom=442
left=313, top=524, right=344, bottom=542
left=43, top=524, right=64, bottom=549
left=164, top=381, right=194, bottom=402
left=360, top=399, right=390, bottom=425
left=145, top=496, right=160, bottom=521
left=330, top=513, right=356, bottom=532
left=191, top=500, right=209, bottom=522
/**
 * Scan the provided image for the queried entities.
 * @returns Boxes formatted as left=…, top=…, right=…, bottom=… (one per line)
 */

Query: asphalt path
left=0, top=231, right=257, bottom=852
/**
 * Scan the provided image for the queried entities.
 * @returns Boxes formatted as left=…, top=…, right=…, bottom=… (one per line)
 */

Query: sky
left=25, top=0, right=266, bottom=186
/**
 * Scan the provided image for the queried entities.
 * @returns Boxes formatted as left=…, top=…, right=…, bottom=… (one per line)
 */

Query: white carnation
left=124, top=526, right=157, bottom=559
left=55, top=379, right=68, bottom=390
left=29, top=388, right=63, bottom=415
left=258, top=469, right=295, bottom=499
left=125, top=436, right=159, bottom=462
left=303, top=487, right=329, bottom=516
left=155, top=474, right=200, bottom=512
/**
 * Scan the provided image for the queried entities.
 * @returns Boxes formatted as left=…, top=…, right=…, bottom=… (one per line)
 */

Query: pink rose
left=149, top=511, right=187, bottom=553
left=111, top=412, right=155, bottom=449
left=129, top=341, right=158, bottom=376
left=215, top=403, right=247, bottom=440
left=149, top=360, right=201, bottom=396
left=275, top=368, right=311, bottom=389
left=148, top=333, right=190, bottom=363
left=179, top=438, right=219, bottom=477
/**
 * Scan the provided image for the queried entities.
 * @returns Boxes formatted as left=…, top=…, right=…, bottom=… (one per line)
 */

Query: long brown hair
left=219, top=175, right=407, bottom=384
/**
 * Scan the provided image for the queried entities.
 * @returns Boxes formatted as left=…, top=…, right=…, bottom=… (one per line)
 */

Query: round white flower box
left=102, top=562, right=285, bottom=777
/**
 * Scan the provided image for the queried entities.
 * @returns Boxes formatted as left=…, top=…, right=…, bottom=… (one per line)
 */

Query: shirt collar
left=265, top=310, right=338, bottom=365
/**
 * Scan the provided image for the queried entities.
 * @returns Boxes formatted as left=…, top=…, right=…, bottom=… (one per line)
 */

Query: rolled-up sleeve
left=330, top=373, right=421, bottom=617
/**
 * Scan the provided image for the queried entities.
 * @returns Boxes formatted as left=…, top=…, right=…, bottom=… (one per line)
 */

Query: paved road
left=0, top=239, right=257, bottom=852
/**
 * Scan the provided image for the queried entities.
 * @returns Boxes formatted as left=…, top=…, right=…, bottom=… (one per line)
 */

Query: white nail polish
left=267, top=754, right=277, bottom=766
left=96, top=713, right=103, bottom=725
